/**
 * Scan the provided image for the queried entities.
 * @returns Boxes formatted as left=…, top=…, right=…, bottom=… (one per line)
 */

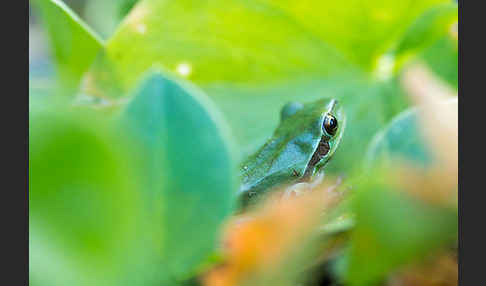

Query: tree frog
left=238, top=98, right=345, bottom=208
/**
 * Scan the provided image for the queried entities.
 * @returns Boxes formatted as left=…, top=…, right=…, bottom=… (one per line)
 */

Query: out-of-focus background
left=29, top=0, right=138, bottom=94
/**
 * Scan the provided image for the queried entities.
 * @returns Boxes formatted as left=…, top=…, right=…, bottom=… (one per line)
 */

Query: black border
left=458, top=0, right=480, bottom=285
left=8, top=0, right=29, bottom=284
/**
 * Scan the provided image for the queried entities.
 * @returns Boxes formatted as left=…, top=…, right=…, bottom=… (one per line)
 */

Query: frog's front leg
left=282, top=172, right=326, bottom=199
left=282, top=182, right=311, bottom=199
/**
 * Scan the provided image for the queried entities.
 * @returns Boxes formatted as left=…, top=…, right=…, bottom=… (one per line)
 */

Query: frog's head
left=238, top=98, right=345, bottom=207
left=312, top=99, right=345, bottom=174
left=278, top=98, right=345, bottom=180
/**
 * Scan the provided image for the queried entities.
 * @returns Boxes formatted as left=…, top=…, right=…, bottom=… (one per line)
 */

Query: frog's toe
left=310, top=171, right=326, bottom=188
left=282, top=182, right=311, bottom=199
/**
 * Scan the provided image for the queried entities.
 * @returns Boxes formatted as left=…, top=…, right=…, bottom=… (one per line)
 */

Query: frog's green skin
left=238, top=98, right=345, bottom=208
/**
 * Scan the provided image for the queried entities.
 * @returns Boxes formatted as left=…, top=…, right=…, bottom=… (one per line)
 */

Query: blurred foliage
left=94, top=0, right=450, bottom=89
left=203, top=181, right=345, bottom=286
left=120, top=71, right=236, bottom=282
left=366, top=96, right=457, bottom=170
left=366, top=106, right=434, bottom=168
left=30, top=0, right=103, bottom=93
left=421, top=36, right=458, bottom=88
left=387, top=252, right=458, bottom=286
left=392, top=2, right=458, bottom=71
left=29, top=72, right=237, bottom=285
left=117, top=0, right=140, bottom=19
left=83, top=0, right=140, bottom=39
left=346, top=167, right=457, bottom=286
left=29, top=107, right=146, bottom=286
left=29, top=0, right=458, bottom=285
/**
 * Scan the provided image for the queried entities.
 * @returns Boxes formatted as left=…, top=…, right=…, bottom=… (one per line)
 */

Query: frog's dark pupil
left=323, top=115, right=338, bottom=135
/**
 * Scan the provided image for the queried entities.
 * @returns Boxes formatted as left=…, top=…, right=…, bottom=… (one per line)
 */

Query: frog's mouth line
left=301, top=137, right=330, bottom=180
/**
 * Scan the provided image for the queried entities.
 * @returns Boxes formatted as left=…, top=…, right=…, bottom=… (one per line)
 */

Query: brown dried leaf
left=203, top=180, right=343, bottom=286
left=387, top=252, right=457, bottom=286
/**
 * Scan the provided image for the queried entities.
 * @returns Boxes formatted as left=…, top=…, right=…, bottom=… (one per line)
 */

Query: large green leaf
left=120, top=71, right=236, bottom=281
left=101, top=0, right=354, bottom=90
left=29, top=108, right=147, bottom=286
left=31, top=0, right=104, bottom=92
left=95, top=0, right=448, bottom=91
left=81, top=0, right=446, bottom=161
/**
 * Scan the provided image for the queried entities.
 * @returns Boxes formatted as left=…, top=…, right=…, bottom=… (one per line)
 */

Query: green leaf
left=31, top=0, right=104, bottom=93
left=29, top=108, right=147, bottom=286
left=83, top=0, right=141, bottom=39
left=89, top=0, right=449, bottom=91
left=365, top=98, right=457, bottom=169
left=120, top=70, right=236, bottom=280
left=118, top=0, right=141, bottom=19
left=93, top=0, right=356, bottom=91
left=393, top=3, right=458, bottom=71
left=421, top=36, right=458, bottom=88
left=345, top=170, right=457, bottom=286
left=365, top=106, right=433, bottom=168
left=260, top=0, right=449, bottom=71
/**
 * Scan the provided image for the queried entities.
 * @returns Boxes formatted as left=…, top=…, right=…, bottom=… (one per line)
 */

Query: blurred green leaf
left=83, top=0, right=141, bottom=39
left=98, top=0, right=355, bottom=90
left=90, top=0, right=449, bottom=91
left=365, top=107, right=433, bottom=168
left=118, top=0, right=140, bottom=19
left=31, top=0, right=104, bottom=93
left=421, top=36, right=458, bottom=88
left=365, top=98, right=457, bottom=168
left=393, top=2, right=457, bottom=70
left=345, top=170, right=457, bottom=286
left=29, top=108, right=146, bottom=286
left=261, top=0, right=449, bottom=71
left=120, top=70, right=236, bottom=281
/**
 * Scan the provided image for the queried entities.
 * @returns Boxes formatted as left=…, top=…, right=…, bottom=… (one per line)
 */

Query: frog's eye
left=323, top=114, right=338, bottom=136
